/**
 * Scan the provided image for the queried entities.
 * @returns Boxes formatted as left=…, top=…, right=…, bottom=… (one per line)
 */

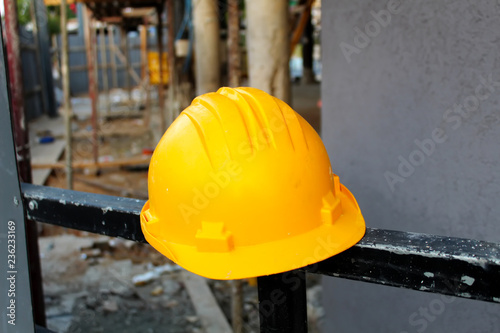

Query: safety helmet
left=141, top=87, right=365, bottom=280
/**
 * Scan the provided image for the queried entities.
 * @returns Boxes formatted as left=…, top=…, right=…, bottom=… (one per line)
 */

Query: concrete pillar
left=245, top=0, right=290, bottom=103
left=193, top=0, right=220, bottom=95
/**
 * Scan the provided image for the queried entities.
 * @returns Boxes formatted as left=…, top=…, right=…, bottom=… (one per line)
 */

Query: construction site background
left=1, top=0, right=324, bottom=332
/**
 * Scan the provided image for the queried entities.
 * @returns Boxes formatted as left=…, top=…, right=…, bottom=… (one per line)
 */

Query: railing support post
left=258, top=270, right=308, bottom=333
left=0, top=18, right=36, bottom=331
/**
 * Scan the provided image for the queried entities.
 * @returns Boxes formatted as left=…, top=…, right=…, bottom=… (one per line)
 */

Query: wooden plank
left=72, top=125, right=149, bottom=139
left=68, top=63, right=142, bottom=72
left=31, top=140, right=66, bottom=185
left=31, top=155, right=151, bottom=170
left=182, top=271, right=233, bottom=333
left=74, top=177, right=148, bottom=199
left=29, top=115, right=66, bottom=185
left=52, top=42, right=150, bottom=53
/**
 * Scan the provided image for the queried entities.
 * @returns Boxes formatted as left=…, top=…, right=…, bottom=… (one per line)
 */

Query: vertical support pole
left=140, top=23, right=148, bottom=80
left=167, top=0, right=176, bottom=124
left=61, top=0, right=73, bottom=189
left=92, top=18, right=100, bottom=116
left=245, top=0, right=290, bottom=103
left=157, top=4, right=166, bottom=133
left=108, top=25, right=118, bottom=88
left=227, top=0, right=241, bottom=87
left=141, top=20, right=151, bottom=127
left=231, top=279, right=244, bottom=333
left=2, top=2, right=45, bottom=327
left=290, top=0, right=313, bottom=58
left=52, top=35, right=62, bottom=86
left=33, top=0, right=57, bottom=117
left=121, top=25, right=132, bottom=101
left=4, top=0, right=30, bottom=181
left=99, top=25, right=111, bottom=116
left=301, top=14, right=314, bottom=84
left=29, top=0, right=49, bottom=115
left=83, top=5, right=99, bottom=165
left=193, top=0, right=220, bottom=95
left=257, top=270, right=308, bottom=333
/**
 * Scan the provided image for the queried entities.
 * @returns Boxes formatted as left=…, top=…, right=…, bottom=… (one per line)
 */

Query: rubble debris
left=163, top=300, right=179, bottom=309
left=150, top=286, right=164, bottom=296
left=85, top=295, right=100, bottom=310
left=45, top=292, right=88, bottom=332
left=162, top=279, right=181, bottom=295
left=307, top=284, right=325, bottom=330
left=110, top=282, right=135, bottom=298
left=80, top=248, right=102, bottom=260
left=132, top=264, right=182, bottom=286
left=102, top=299, right=119, bottom=313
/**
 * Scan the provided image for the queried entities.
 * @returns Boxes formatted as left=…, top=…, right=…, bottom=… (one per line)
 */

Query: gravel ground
left=39, top=234, right=324, bottom=333
left=40, top=235, right=201, bottom=333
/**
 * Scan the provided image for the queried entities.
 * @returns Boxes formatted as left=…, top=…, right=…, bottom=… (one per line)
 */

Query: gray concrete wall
left=321, top=0, right=500, bottom=332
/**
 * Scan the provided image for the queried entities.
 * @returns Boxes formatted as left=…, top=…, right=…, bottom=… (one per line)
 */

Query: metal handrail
left=22, top=182, right=500, bottom=303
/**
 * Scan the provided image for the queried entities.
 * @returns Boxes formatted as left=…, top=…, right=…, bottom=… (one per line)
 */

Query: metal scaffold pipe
left=61, top=0, right=73, bottom=189
left=83, top=4, right=99, bottom=166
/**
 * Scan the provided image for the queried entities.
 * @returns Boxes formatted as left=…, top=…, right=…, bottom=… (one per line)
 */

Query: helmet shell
left=141, top=87, right=365, bottom=279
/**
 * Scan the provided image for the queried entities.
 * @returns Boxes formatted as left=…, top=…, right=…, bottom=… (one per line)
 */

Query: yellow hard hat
left=141, top=87, right=365, bottom=280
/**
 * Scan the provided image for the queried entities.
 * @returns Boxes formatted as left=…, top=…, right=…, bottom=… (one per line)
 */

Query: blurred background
left=1, top=0, right=499, bottom=332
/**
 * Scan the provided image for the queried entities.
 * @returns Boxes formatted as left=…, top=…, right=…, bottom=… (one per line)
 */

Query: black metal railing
left=21, top=183, right=500, bottom=332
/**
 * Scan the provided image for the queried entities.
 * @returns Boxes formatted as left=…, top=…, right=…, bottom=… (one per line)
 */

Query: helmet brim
left=141, top=183, right=365, bottom=280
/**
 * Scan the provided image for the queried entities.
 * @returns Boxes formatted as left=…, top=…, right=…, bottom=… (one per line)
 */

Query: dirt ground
left=38, top=83, right=324, bottom=333
left=39, top=235, right=202, bottom=333
left=39, top=232, right=324, bottom=332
